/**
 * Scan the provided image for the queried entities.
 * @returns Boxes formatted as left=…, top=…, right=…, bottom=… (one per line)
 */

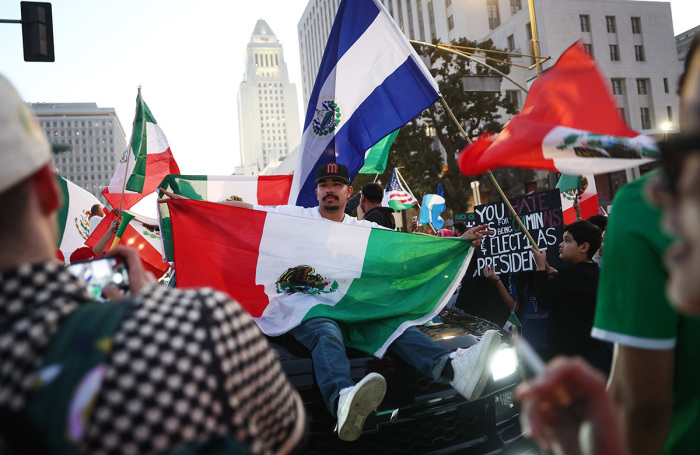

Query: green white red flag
left=557, top=174, right=599, bottom=224
left=166, top=199, right=474, bottom=357
left=458, top=41, right=658, bottom=177
left=55, top=175, right=101, bottom=260
left=86, top=210, right=169, bottom=279
left=102, top=92, right=180, bottom=210
left=157, top=174, right=293, bottom=262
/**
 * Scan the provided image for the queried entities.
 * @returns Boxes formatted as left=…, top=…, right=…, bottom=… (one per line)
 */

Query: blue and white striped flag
left=289, top=0, right=441, bottom=207
left=419, top=194, right=446, bottom=230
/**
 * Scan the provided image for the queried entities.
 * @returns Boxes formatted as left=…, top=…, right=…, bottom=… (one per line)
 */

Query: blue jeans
left=290, top=318, right=452, bottom=414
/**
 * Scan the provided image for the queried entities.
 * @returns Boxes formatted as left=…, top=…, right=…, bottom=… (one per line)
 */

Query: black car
left=268, top=309, right=539, bottom=454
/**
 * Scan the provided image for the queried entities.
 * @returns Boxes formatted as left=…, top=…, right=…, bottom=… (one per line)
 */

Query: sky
left=1, top=0, right=698, bottom=176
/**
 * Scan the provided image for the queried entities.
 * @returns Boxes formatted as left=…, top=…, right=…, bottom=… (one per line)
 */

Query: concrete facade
left=298, top=0, right=681, bottom=134
left=237, top=20, right=302, bottom=175
left=30, top=102, right=127, bottom=204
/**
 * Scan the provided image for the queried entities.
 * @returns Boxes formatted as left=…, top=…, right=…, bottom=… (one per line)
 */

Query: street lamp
left=661, top=121, right=673, bottom=140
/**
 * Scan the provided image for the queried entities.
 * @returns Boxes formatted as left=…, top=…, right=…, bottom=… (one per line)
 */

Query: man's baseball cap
left=315, top=162, right=351, bottom=185
left=0, top=74, right=52, bottom=193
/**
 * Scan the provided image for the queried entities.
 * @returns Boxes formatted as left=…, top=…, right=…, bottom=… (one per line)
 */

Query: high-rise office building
left=30, top=102, right=127, bottom=204
left=237, top=20, right=302, bottom=175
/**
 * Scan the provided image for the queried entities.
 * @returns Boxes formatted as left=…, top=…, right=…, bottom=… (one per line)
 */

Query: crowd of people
left=1, top=28, right=698, bottom=455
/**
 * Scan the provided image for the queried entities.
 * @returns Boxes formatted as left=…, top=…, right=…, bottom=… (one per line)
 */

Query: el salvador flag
left=288, top=0, right=441, bottom=207
left=419, top=194, right=446, bottom=230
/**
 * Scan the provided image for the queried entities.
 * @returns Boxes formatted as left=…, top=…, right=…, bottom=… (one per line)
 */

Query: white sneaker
left=449, top=330, right=501, bottom=401
left=336, top=372, right=387, bottom=442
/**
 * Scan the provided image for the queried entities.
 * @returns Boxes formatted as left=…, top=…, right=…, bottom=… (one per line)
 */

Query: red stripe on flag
left=256, top=175, right=293, bottom=205
left=563, top=194, right=600, bottom=224
left=168, top=199, right=270, bottom=317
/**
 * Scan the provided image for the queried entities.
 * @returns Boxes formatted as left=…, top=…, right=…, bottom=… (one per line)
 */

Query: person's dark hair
left=678, top=31, right=700, bottom=95
left=90, top=204, right=103, bottom=216
left=585, top=214, right=607, bottom=233
left=361, top=182, right=384, bottom=203
left=453, top=221, right=467, bottom=236
left=565, top=220, right=602, bottom=260
left=0, top=179, right=31, bottom=236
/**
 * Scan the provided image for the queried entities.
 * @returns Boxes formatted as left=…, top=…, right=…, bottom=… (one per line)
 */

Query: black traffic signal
left=21, top=2, right=54, bottom=62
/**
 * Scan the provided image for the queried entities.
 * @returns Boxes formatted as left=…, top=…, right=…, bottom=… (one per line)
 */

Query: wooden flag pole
left=438, top=97, right=544, bottom=254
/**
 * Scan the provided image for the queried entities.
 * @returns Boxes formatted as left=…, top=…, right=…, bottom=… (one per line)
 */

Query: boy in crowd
left=531, top=221, right=611, bottom=374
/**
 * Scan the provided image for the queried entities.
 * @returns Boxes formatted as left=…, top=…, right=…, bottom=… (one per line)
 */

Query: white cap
left=0, top=74, right=51, bottom=193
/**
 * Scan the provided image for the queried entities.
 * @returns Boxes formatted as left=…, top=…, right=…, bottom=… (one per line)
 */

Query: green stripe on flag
left=55, top=175, right=70, bottom=246
left=556, top=174, right=582, bottom=193
left=158, top=175, right=210, bottom=262
left=115, top=212, right=135, bottom=242
left=358, top=129, right=399, bottom=174
left=303, top=230, right=473, bottom=355
left=125, top=98, right=159, bottom=193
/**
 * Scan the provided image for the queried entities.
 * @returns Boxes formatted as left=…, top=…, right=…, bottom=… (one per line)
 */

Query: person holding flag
left=161, top=162, right=500, bottom=442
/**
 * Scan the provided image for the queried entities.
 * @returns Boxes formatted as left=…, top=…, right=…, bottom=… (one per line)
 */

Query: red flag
left=459, top=41, right=658, bottom=177
left=86, top=209, right=169, bottom=279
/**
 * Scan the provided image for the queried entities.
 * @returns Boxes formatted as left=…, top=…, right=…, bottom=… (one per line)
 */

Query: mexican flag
left=458, top=41, right=658, bottom=177
left=157, top=174, right=294, bottom=262
left=502, top=311, right=521, bottom=336
left=102, top=92, right=180, bottom=210
left=86, top=210, right=169, bottom=279
left=55, top=176, right=101, bottom=260
left=166, top=199, right=474, bottom=357
left=558, top=174, right=600, bottom=224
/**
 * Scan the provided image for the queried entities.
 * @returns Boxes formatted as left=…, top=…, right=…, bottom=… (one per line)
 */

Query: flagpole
left=438, top=97, right=544, bottom=255
left=396, top=168, right=437, bottom=233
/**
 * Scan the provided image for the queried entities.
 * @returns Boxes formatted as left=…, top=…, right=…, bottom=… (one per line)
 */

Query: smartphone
left=66, top=256, right=129, bottom=301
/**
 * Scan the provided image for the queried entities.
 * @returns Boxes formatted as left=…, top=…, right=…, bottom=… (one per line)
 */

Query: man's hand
left=483, top=264, right=500, bottom=282
left=515, top=356, right=626, bottom=455
left=460, top=224, right=494, bottom=247
left=105, top=246, right=157, bottom=298
left=157, top=188, right=184, bottom=202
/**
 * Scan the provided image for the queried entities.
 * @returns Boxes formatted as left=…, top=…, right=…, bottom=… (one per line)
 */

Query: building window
left=636, top=78, right=648, bottom=94
left=506, top=90, right=521, bottom=109
left=397, top=0, right=403, bottom=31
left=631, top=17, right=641, bottom=34
left=663, top=77, right=669, bottom=93
left=510, top=0, right=522, bottom=15
left=580, top=15, right=590, bottom=32
left=407, top=0, right=414, bottom=37
left=667, top=106, right=673, bottom=122
left=584, top=43, right=594, bottom=56
left=640, top=107, right=651, bottom=129
left=507, top=34, right=515, bottom=51
left=611, top=78, right=623, bottom=95
left=606, top=16, right=616, bottom=33
left=487, top=0, right=500, bottom=29
left=447, top=14, right=454, bottom=30
left=634, top=45, right=645, bottom=61
left=427, top=0, right=436, bottom=41
left=417, top=0, right=425, bottom=41
left=446, top=0, right=451, bottom=6
left=609, top=45, right=620, bottom=61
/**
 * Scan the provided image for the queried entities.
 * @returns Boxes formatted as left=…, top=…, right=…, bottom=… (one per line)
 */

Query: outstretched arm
left=483, top=264, right=517, bottom=312
left=158, top=188, right=253, bottom=209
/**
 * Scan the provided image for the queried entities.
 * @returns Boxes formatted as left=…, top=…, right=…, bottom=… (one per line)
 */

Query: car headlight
left=491, top=347, right=518, bottom=381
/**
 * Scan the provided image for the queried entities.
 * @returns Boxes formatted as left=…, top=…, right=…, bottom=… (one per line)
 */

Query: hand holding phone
left=66, top=255, right=130, bottom=301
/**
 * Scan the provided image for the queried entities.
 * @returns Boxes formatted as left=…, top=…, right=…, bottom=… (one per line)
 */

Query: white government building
left=31, top=102, right=127, bottom=204
left=237, top=20, right=302, bottom=176
left=298, top=0, right=683, bottom=135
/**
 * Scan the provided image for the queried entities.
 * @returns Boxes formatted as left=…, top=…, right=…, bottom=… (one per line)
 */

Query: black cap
left=315, top=162, right=351, bottom=185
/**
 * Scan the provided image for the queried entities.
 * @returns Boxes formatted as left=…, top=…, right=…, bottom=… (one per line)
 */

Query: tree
left=388, top=38, right=534, bottom=213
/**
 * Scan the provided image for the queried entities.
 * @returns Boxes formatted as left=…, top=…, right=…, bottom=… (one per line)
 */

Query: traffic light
left=21, top=2, right=54, bottom=62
